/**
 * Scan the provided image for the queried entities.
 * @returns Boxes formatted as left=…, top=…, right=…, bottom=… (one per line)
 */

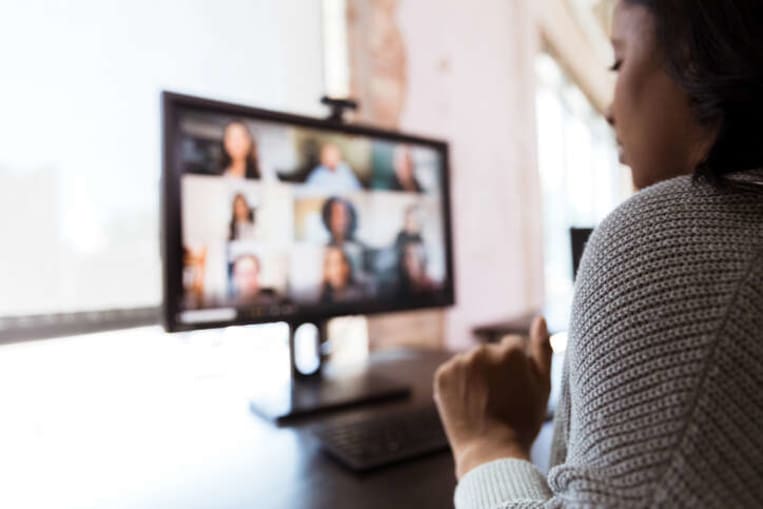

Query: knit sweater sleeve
left=453, top=173, right=763, bottom=509
left=454, top=350, right=573, bottom=509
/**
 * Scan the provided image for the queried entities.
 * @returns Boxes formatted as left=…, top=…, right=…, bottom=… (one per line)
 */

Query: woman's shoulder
left=589, top=171, right=763, bottom=256
left=574, top=171, right=763, bottom=314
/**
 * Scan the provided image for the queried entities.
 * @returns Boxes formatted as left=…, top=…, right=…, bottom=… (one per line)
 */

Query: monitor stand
left=249, top=320, right=411, bottom=425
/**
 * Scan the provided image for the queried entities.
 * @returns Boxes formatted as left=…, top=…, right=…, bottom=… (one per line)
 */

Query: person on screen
left=320, top=246, right=367, bottom=304
left=182, top=246, right=207, bottom=308
left=221, top=120, right=261, bottom=179
left=228, top=193, right=257, bottom=241
left=322, top=197, right=366, bottom=274
left=305, top=143, right=361, bottom=191
left=389, top=145, right=424, bottom=193
left=394, top=205, right=424, bottom=253
left=322, top=196, right=358, bottom=245
left=397, top=241, right=438, bottom=296
left=231, top=254, right=279, bottom=304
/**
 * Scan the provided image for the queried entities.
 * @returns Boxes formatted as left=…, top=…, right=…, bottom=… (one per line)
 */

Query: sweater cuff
left=454, top=459, right=552, bottom=509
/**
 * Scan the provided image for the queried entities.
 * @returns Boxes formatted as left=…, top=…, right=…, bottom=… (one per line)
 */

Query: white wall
left=0, top=0, right=324, bottom=315
left=397, top=0, right=545, bottom=348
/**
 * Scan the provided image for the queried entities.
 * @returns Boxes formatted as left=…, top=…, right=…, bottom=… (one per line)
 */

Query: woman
left=434, top=1, right=763, bottom=507
left=220, top=120, right=260, bottom=179
left=228, top=193, right=256, bottom=241
left=320, top=245, right=367, bottom=303
left=321, top=196, right=358, bottom=245
left=394, top=204, right=424, bottom=253
left=389, top=145, right=424, bottom=193
left=397, top=241, right=438, bottom=297
left=321, top=196, right=367, bottom=276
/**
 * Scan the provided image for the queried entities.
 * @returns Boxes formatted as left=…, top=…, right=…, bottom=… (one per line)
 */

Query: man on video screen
left=306, top=143, right=362, bottom=192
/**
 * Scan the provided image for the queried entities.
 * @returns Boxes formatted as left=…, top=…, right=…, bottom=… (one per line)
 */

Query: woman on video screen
left=389, top=145, right=424, bottom=193
left=321, top=197, right=366, bottom=273
left=228, top=193, right=257, bottom=241
left=394, top=205, right=424, bottom=252
left=322, top=197, right=358, bottom=245
left=221, top=120, right=260, bottom=179
left=320, top=246, right=368, bottom=304
left=397, top=241, right=438, bottom=296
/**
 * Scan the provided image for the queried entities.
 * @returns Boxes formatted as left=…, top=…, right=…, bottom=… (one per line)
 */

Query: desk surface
left=0, top=327, right=457, bottom=509
left=249, top=349, right=458, bottom=509
left=0, top=326, right=556, bottom=509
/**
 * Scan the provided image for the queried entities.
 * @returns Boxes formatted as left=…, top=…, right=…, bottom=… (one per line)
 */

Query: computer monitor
left=570, top=227, right=594, bottom=281
left=161, top=92, right=455, bottom=421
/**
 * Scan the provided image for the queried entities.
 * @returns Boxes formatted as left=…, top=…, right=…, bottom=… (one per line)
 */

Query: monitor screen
left=162, top=93, right=455, bottom=331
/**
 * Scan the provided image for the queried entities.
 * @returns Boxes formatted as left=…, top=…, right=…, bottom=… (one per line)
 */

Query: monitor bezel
left=161, top=91, right=456, bottom=333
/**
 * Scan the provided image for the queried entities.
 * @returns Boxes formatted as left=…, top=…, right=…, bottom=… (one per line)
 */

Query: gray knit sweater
left=455, top=171, right=763, bottom=508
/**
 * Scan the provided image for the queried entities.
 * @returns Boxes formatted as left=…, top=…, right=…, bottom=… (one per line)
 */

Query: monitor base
left=250, top=368, right=410, bottom=425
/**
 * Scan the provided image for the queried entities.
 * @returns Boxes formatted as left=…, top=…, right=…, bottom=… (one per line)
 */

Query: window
left=0, top=0, right=325, bottom=321
left=535, top=53, right=631, bottom=313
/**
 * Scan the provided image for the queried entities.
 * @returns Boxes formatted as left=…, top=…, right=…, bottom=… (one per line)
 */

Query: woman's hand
left=433, top=317, right=552, bottom=479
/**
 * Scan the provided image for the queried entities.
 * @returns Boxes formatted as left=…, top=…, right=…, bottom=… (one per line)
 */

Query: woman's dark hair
left=321, top=197, right=358, bottom=242
left=220, top=120, right=260, bottom=179
left=229, top=193, right=255, bottom=241
left=626, top=0, right=763, bottom=183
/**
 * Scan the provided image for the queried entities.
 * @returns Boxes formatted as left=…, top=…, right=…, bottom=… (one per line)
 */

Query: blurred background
left=0, top=2, right=631, bottom=506
left=0, top=0, right=629, bottom=350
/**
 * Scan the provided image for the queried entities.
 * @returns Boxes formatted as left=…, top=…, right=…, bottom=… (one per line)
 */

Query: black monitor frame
left=161, top=91, right=456, bottom=334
